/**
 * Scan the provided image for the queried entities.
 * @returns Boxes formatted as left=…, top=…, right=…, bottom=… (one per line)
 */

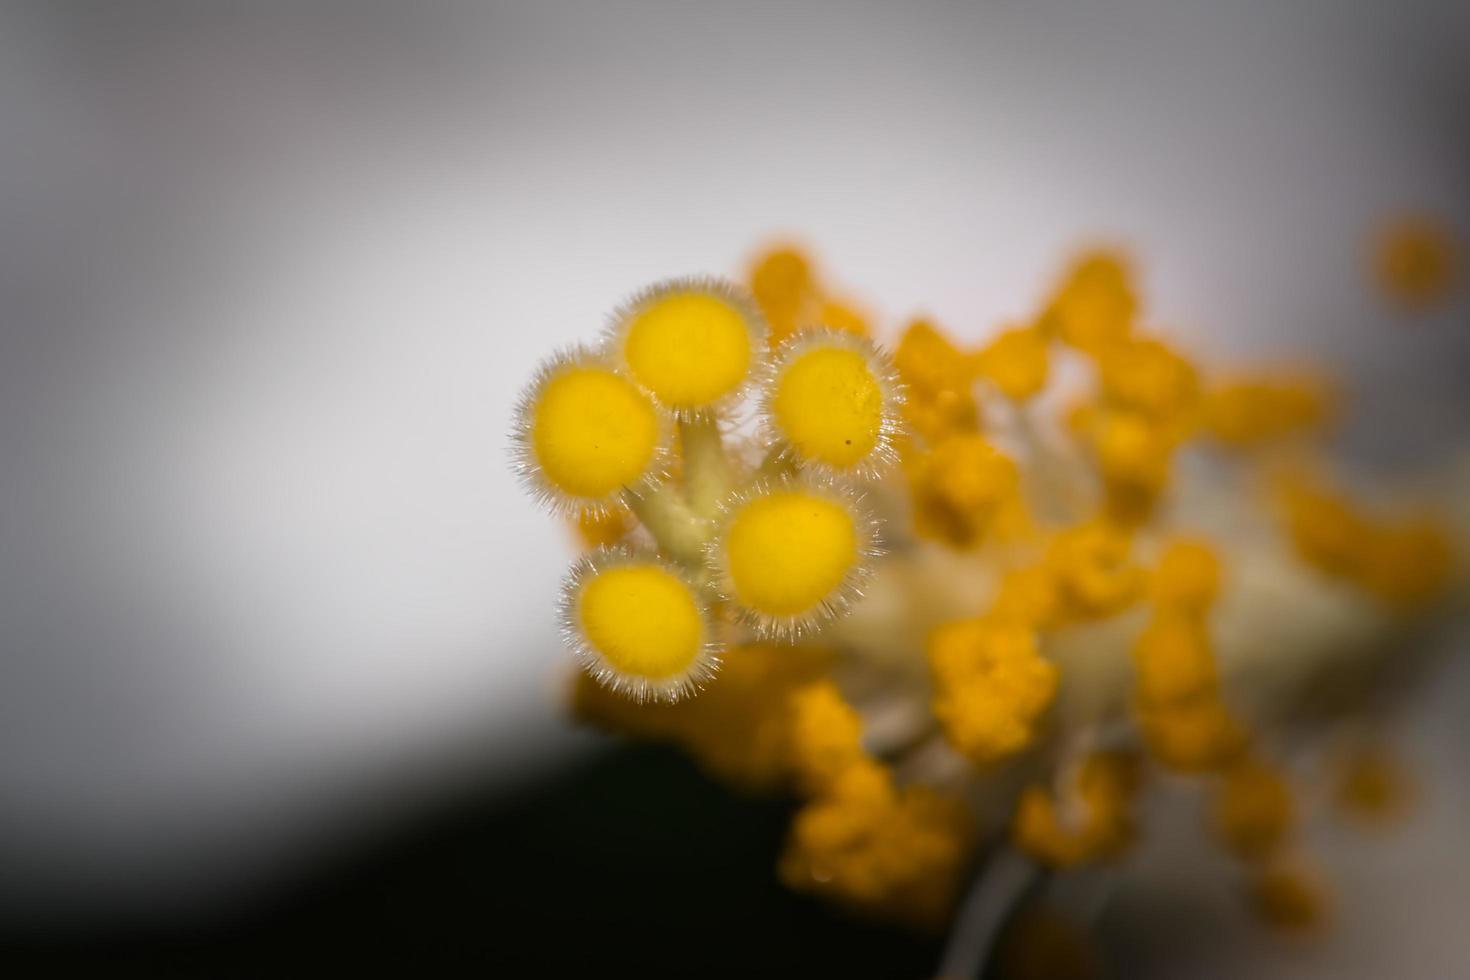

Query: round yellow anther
left=526, top=360, right=661, bottom=506
left=720, top=486, right=866, bottom=629
left=619, top=282, right=758, bottom=412
left=571, top=557, right=709, bottom=700
left=769, top=334, right=895, bottom=473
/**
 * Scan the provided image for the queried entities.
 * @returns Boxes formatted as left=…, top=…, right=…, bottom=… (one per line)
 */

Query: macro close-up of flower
left=512, top=236, right=1466, bottom=975
left=1, top=1, right=1467, bottom=977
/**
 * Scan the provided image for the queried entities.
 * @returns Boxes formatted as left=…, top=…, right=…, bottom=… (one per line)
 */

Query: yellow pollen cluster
left=1012, top=751, right=1141, bottom=868
left=1372, top=214, right=1462, bottom=313
left=974, top=324, right=1049, bottom=401
left=1045, top=521, right=1145, bottom=621
left=571, top=641, right=831, bottom=790
left=779, top=681, right=974, bottom=928
left=1131, top=538, right=1247, bottom=773
left=1042, top=250, right=1137, bottom=352
left=512, top=237, right=1463, bottom=946
left=1212, top=759, right=1294, bottom=861
left=1278, top=473, right=1456, bottom=610
left=907, top=433, right=1023, bottom=550
left=894, top=318, right=981, bottom=443
left=1250, top=861, right=1330, bottom=932
left=928, top=617, right=1058, bottom=766
left=1333, top=740, right=1413, bottom=824
left=749, top=245, right=872, bottom=342
left=1201, top=372, right=1335, bottom=447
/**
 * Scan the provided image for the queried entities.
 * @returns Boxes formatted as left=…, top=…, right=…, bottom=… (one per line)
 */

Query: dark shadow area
left=0, top=744, right=939, bottom=976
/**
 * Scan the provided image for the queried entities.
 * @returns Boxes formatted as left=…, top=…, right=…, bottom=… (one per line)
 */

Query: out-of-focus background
left=1, top=0, right=1467, bottom=974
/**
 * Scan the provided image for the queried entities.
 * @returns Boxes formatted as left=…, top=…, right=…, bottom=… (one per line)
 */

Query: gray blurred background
left=1, top=0, right=1467, bottom=974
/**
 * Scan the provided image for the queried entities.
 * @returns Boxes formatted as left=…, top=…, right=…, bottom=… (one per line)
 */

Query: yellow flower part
left=515, top=353, right=664, bottom=512
left=714, top=481, right=874, bottom=635
left=614, top=278, right=763, bottom=413
left=974, top=324, right=1049, bottom=401
left=1277, top=474, right=1373, bottom=577
left=1333, top=741, right=1414, bottom=824
left=1212, top=758, right=1294, bottom=861
left=908, top=432, right=1020, bottom=549
left=749, top=246, right=818, bottom=342
left=1097, top=336, right=1199, bottom=421
left=787, top=680, right=868, bottom=794
left=1249, top=860, right=1330, bottom=932
left=928, top=618, right=1058, bottom=765
left=1132, top=613, right=1218, bottom=708
left=1045, top=521, right=1145, bottom=620
left=563, top=550, right=717, bottom=702
left=1372, top=214, right=1461, bottom=312
left=819, top=297, right=872, bottom=336
left=514, top=239, right=1464, bottom=943
left=1012, top=751, right=1141, bottom=868
left=1358, top=517, right=1456, bottom=610
left=571, top=642, right=831, bottom=791
left=1042, top=250, right=1137, bottom=353
left=1151, top=538, right=1222, bottom=615
left=988, top=565, right=1061, bottom=629
left=1202, top=373, right=1335, bottom=447
left=1091, top=408, right=1172, bottom=500
left=780, top=771, right=973, bottom=929
left=1278, top=473, right=1458, bottom=608
left=573, top=504, right=633, bottom=549
left=893, top=318, right=980, bottom=442
left=1138, top=695, right=1247, bottom=773
left=764, top=330, right=900, bottom=476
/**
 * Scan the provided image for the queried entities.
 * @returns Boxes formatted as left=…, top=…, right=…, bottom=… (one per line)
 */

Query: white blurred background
left=0, top=0, right=1467, bottom=973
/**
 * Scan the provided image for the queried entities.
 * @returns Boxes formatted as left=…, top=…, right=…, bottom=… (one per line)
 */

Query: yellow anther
left=894, top=318, right=980, bottom=442
left=988, top=566, right=1060, bottom=629
left=780, top=779, right=973, bottom=929
left=571, top=642, right=831, bottom=790
left=1045, top=521, right=1144, bottom=620
left=1278, top=473, right=1457, bottom=608
left=564, top=551, right=715, bottom=702
left=928, top=618, right=1058, bottom=765
left=573, top=504, right=633, bottom=549
left=749, top=246, right=819, bottom=342
left=1212, top=758, right=1294, bottom=861
left=1042, top=250, right=1137, bottom=352
left=1092, top=408, right=1173, bottom=504
left=1249, top=860, right=1329, bottom=932
left=1132, top=613, right=1218, bottom=708
left=1359, top=517, right=1456, bottom=610
left=819, top=297, right=872, bottom=336
left=1138, top=695, right=1247, bottom=773
left=974, top=324, right=1049, bottom=401
left=765, top=330, right=900, bottom=475
left=1152, top=538, right=1222, bottom=615
left=1333, top=741, right=1414, bottom=824
left=1202, top=373, right=1335, bottom=447
left=908, top=433, right=1020, bottom=549
left=1012, top=752, right=1141, bottom=868
left=615, top=279, right=763, bottom=413
left=516, top=352, right=664, bottom=512
left=715, top=481, right=873, bottom=634
left=1097, top=336, right=1199, bottom=420
left=787, top=680, right=868, bottom=793
left=1372, top=213, right=1461, bottom=312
